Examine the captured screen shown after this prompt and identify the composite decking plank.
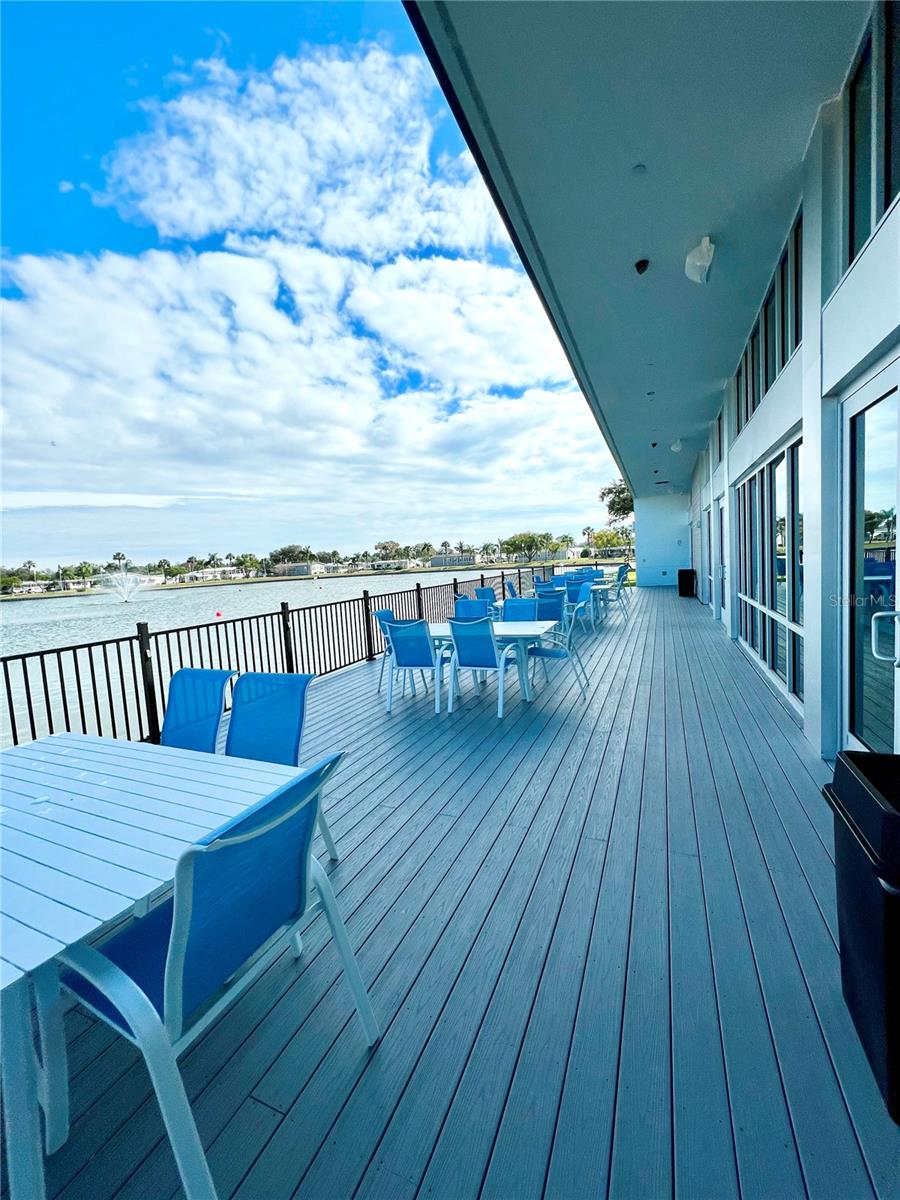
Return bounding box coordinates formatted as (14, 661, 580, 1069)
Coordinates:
(607, 595, 673, 1200)
(684, 608, 900, 1199)
(662, 595, 740, 1200)
(679, 602, 875, 1199)
(668, 597, 807, 1200)
(543, 603, 660, 1199)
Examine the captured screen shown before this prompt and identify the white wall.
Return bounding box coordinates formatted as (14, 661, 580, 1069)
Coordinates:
(634, 494, 691, 587)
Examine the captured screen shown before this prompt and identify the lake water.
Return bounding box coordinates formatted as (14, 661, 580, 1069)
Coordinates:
(0, 570, 489, 658)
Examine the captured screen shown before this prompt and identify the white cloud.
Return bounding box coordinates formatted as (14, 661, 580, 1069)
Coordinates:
(58, 180, 74, 194)
(99, 46, 507, 260)
(1, 43, 614, 563)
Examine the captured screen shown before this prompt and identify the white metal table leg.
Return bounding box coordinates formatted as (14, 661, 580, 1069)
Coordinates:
(517, 642, 533, 701)
(1, 977, 47, 1200)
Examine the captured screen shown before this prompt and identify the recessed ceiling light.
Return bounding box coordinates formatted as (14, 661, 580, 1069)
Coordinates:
(634, 259, 650, 275)
(646, 390, 656, 396)
(631, 163, 647, 176)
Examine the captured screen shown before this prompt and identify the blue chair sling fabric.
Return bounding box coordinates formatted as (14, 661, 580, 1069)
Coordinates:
(160, 668, 235, 753)
(504, 580, 517, 598)
(224, 672, 314, 767)
(502, 597, 537, 620)
(382, 619, 450, 714)
(454, 597, 490, 619)
(536, 594, 565, 623)
(223, 671, 338, 861)
(475, 587, 497, 605)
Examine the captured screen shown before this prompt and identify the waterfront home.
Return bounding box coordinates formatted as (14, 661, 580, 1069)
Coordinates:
(273, 561, 327, 576)
(429, 551, 481, 567)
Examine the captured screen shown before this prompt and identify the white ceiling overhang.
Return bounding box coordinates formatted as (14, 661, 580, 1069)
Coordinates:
(406, 0, 870, 495)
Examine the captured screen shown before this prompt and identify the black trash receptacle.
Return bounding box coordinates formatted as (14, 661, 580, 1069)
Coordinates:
(823, 752, 900, 1124)
(677, 568, 696, 597)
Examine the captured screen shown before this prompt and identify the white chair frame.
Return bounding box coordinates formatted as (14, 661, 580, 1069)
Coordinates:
(37, 784, 378, 1200)
(446, 625, 519, 718)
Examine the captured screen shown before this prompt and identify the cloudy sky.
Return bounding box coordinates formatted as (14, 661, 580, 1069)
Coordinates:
(2, 1, 616, 567)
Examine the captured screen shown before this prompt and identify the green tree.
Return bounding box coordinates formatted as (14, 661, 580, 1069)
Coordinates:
(112, 551, 128, 571)
(1, 574, 22, 593)
(374, 540, 402, 558)
(599, 478, 634, 523)
(440, 540, 451, 555)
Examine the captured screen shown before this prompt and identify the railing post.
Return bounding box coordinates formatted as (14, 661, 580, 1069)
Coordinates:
(136, 622, 161, 744)
(517, 567, 522, 591)
(362, 590, 376, 661)
(453, 577, 459, 596)
(415, 582, 424, 618)
(480, 572, 485, 587)
(279, 602, 296, 673)
(500, 569, 506, 596)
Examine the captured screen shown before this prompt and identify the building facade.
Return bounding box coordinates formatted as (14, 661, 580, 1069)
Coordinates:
(410, 0, 898, 760)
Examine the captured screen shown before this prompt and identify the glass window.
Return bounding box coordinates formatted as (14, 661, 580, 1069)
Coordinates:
(792, 442, 804, 624)
(849, 38, 873, 262)
(763, 287, 777, 392)
(773, 621, 787, 682)
(749, 326, 760, 412)
(749, 475, 760, 600)
(849, 390, 897, 752)
(778, 252, 789, 370)
(773, 454, 788, 616)
(716, 412, 723, 463)
(888, 0, 900, 211)
(791, 634, 804, 700)
(792, 216, 802, 353)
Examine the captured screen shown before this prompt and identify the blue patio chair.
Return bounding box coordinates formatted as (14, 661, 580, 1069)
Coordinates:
(373, 607, 395, 693)
(565, 580, 596, 632)
(54, 754, 378, 1200)
(475, 586, 497, 605)
(159, 668, 236, 753)
(383, 619, 451, 714)
(454, 596, 490, 619)
(502, 596, 538, 620)
(529, 619, 590, 694)
(224, 672, 338, 862)
(447, 617, 519, 718)
(504, 580, 517, 599)
(536, 593, 565, 624)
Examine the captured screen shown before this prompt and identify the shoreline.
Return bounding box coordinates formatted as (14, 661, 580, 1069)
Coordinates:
(0, 558, 625, 602)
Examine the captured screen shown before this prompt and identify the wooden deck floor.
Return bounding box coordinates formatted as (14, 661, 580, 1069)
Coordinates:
(40, 588, 900, 1200)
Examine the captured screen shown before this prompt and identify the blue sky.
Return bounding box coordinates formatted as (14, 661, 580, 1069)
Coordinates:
(2, 1, 614, 566)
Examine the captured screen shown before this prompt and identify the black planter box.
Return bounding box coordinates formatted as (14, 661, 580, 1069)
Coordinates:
(823, 751, 900, 1124)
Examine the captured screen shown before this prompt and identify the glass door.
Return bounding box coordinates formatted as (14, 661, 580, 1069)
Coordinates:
(705, 508, 713, 605)
(845, 372, 899, 753)
(717, 499, 726, 617)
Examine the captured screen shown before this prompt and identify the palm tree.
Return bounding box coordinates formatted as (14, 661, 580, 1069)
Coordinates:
(22, 559, 37, 581)
(440, 540, 451, 555)
(112, 551, 127, 572)
(157, 558, 171, 583)
(581, 526, 595, 546)
(206, 553, 223, 568)
(225, 553, 235, 568)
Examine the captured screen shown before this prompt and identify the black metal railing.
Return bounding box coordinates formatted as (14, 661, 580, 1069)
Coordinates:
(0, 563, 607, 748)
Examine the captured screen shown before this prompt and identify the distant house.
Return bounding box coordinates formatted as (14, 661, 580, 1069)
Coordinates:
(429, 553, 480, 568)
(273, 562, 326, 577)
(185, 566, 243, 582)
(371, 559, 418, 571)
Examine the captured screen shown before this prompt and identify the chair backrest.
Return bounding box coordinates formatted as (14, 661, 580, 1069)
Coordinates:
(448, 617, 500, 669)
(535, 581, 564, 595)
(383, 620, 435, 669)
(224, 672, 314, 766)
(503, 597, 537, 620)
(160, 668, 236, 753)
(504, 580, 517, 598)
(475, 586, 497, 604)
(536, 593, 565, 623)
(565, 580, 585, 602)
(578, 581, 593, 604)
(454, 597, 490, 619)
(617, 563, 631, 583)
(166, 752, 343, 1039)
(373, 608, 395, 644)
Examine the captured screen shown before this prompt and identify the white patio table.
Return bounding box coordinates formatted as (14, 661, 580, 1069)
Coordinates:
(0, 732, 302, 1200)
(427, 620, 557, 702)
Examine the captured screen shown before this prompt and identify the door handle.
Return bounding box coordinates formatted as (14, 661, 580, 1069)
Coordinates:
(871, 611, 900, 667)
